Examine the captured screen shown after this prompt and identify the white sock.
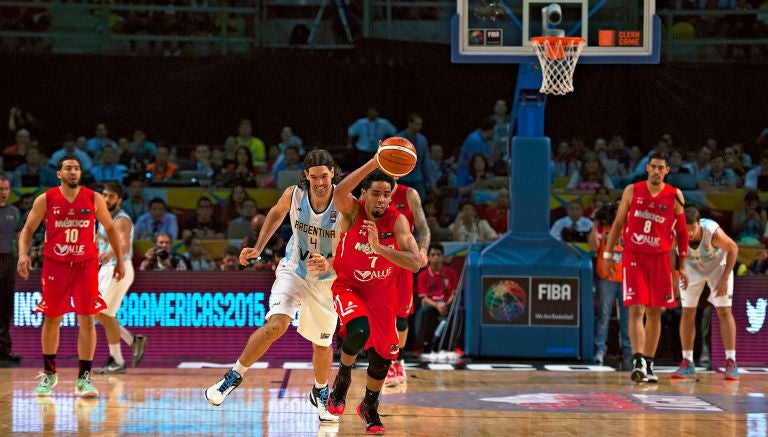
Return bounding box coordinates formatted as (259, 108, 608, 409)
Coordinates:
(725, 350, 736, 361)
(120, 326, 134, 346)
(109, 343, 125, 365)
(314, 379, 327, 389)
(233, 360, 250, 375)
(682, 350, 694, 362)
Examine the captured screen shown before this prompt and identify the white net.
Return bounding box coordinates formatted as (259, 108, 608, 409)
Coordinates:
(530, 37, 586, 95)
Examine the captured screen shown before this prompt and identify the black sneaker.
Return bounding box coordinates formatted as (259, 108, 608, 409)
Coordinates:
(204, 369, 243, 406)
(631, 355, 647, 383)
(93, 356, 126, 374)
(356, 401, 385, 434)
(131, 335, 148, 368)
(326, 373, 351, 415)
(643, 358, 658, 383)
(0, 350, 21, 362)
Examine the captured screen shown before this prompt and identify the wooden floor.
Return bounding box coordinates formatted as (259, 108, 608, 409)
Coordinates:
(0, 366, 766, 436)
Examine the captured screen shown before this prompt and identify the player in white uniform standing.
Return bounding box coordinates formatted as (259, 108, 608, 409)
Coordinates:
(671, 206, 740, 380)
(93, 182, 148, 373)
(205, 150, 342, 423)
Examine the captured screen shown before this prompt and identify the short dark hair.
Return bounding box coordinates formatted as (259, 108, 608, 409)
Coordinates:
(648, 152, 669, 165)
(197, 197, 212, 207)
(57, 154, 82, 170)
(428, 242, 444, 255)
(361, 169, 395, 191)
(149, 197, 166, 208)
(102, 181, 124, 198)
(0, 172, 8, 183)
(684, 206, 700, 225)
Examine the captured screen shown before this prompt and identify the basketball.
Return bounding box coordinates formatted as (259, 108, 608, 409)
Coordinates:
(376, 136, 417, 177)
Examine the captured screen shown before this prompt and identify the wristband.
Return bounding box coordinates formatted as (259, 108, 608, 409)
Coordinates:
(602, 251, 613, 260)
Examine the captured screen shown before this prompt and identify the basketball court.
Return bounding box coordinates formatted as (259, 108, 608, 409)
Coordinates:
(2, 364, 767, 435)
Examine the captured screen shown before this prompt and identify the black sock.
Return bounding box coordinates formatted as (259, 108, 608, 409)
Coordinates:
(633, 353, 644, 361)
(78, 360, 92, 378)
(338, 362, 353, 380)
(43, 354, 56, 374)
(363, 388, 380, 405)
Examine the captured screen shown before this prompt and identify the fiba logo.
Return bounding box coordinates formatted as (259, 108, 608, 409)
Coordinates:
(484, 280, 526, 322)
(538, 283, 571, 300)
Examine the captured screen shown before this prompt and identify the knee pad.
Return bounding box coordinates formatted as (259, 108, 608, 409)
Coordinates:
(396, 317, 408, 332)
(341, 317, 370, 356)
(367, 350, 391, 381)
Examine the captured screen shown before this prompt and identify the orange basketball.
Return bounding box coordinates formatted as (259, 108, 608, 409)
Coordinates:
(376, 136, 417, 177)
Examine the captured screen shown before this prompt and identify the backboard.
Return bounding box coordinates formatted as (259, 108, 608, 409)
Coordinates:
(452, 0, 660, 64)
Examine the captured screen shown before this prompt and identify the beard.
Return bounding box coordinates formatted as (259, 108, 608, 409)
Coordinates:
(108, 204, 118, 213)
(66, 181, 79, 189)
(371, 208, 385, 219)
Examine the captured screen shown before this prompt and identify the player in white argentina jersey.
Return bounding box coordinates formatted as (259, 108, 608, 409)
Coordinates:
(93, 182, 148, 374)
(205, 150, 342, 423)
(672, 207, 740, 381)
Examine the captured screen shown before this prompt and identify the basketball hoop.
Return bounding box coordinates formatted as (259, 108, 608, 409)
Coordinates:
(530, 36, 586, 95)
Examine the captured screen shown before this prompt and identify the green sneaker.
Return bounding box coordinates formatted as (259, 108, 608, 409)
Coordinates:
(74, 371, 99, 398)
(35, 372, 58, 396)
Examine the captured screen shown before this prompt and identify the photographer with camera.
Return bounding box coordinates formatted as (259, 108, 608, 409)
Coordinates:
(550, 200, 593, 242)
(589, 201, 631, 368)
(138, 232, 189, 271)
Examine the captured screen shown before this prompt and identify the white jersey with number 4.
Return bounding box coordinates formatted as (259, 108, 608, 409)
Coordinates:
(282, 186, 341, 280)
(686, 218, 726, 273)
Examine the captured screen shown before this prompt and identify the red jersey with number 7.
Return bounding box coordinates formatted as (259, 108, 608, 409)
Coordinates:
(623, 181, 679, 254)
(42, 186, 98, 262)
(333, 200, 401, 289)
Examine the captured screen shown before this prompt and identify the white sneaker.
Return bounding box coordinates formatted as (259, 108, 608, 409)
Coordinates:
(205, 370, 242, 406)
(309, 385, 339, 422)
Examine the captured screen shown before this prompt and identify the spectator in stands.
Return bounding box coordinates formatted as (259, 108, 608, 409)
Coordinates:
(181, 197, 225, 240)
(127, 129, 157, 165)
(414, 243, 459, 354)
(732, 142, 752, 168)
(208, 147, 230, 187)
(121, 178, 148, 221)
(698, 150, 739, 190)
(182, 236, 216, 271)
(49, 134, 93, 172)
(275, 126, 305, 167)
(744, 150, 768, 190)
(139, 232, 188, 271)
(273, 146, 304, 189)
(456, 117, 495, 184)
(567, 151, 614, 191)
(550, 200, 593, 242)
(11, 146, 57, 187)
(225, 146, 258, 187)
(683, 145, 712, 181)
(227, 198, 258, 226)
(225, 184, 254, 221)
(347, 107, 397, 168)
(134, 198, 179, 240)
(551, 140, 581, 179)
(584, 186, 612, 220)
(220, 245, 241, 271)
(724, 144, 747, 182)
(240, 214, 285, 270)
(456, 153, 503, 197)
(3, 128, 33, 156)
(731, 190, 767, 244)
(7, 107, 41, 138)
(424, 200, 452, 242)
(749, 248, 768, 274)
(426, 143, 454, 189)
(90, 146, 128, 184)
(449, 201, 499, 243)
(228, 119, 266, 167)
(396, 113, 433, 200)
(667, 149, 690, 175)
(192, 144, 215, 178)
(478, 189, 509, 234)
(86, 122, 117, 157)
(146, 145, 178, 181)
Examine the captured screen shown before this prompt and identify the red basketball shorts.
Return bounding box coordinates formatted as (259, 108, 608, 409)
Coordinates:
(622, 250, 675, 308)
(332, 281, 400, 360)
(395, 267, 414, 318)
(36, 257, 105, 317)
